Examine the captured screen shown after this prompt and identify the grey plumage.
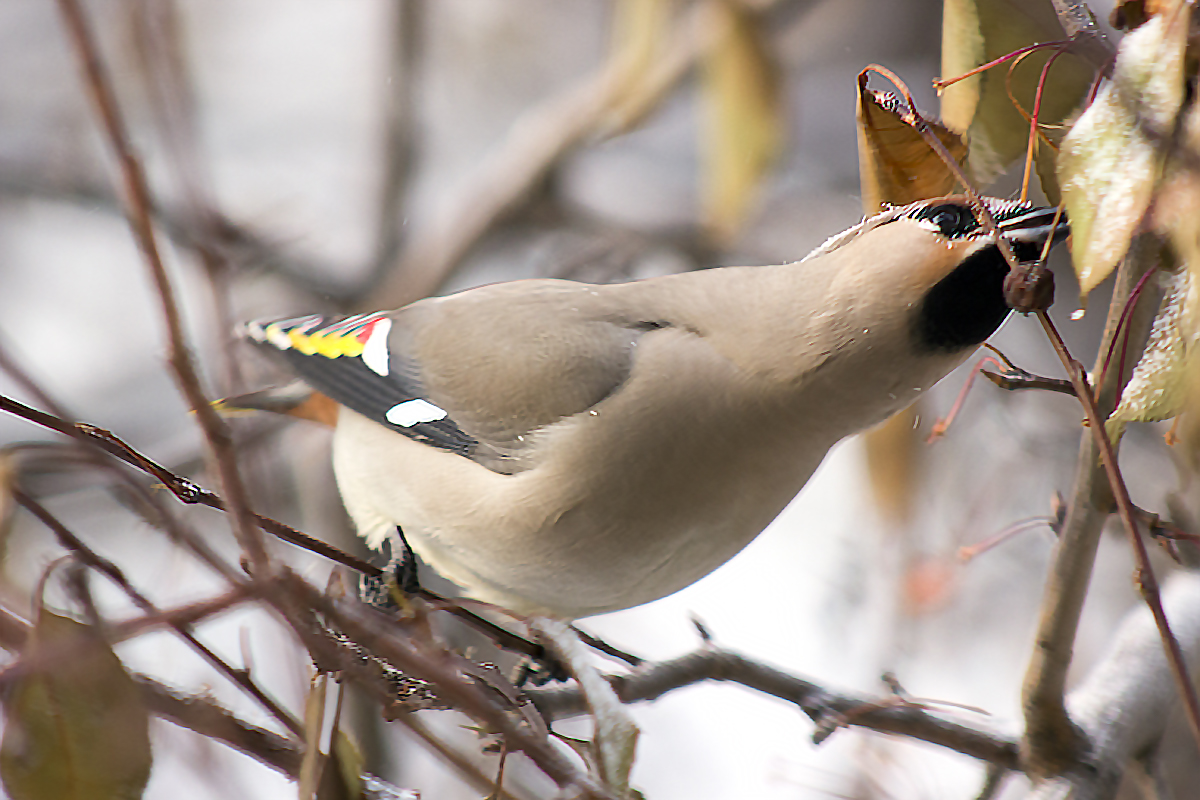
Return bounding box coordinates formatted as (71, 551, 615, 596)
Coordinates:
(245, 196, 1067, 618)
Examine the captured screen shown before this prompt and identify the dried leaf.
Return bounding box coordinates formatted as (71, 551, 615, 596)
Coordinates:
(0, 451, 16, 558)
(940, 0, 1093, 183)
(863, 407, 921, 525)
(1058, 2, 1191, 299)
(1, 611, 151, 800)
(299, 674, 362, 800)
(700, 0, 783, 242)
(856, 80, 967, 212)
(606, 0, 674, 126)
(1180, 361, 1200, 471)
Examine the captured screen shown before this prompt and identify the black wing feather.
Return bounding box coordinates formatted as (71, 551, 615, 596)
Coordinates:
(245, 314, 477, 457)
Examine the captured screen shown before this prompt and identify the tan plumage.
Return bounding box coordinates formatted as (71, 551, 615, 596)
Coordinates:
(244, 196, 1067, 618)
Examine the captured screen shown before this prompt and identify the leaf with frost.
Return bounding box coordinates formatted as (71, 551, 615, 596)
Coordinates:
(1058, 2, 1191, 299)
(1107, 266, 1199, 439)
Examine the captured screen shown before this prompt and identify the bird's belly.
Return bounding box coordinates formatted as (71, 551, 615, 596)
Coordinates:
(405, 433, 829, 618)
(334, 390, 838, 618)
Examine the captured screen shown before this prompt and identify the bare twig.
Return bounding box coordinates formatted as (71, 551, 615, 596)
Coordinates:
(974, 764, 1010, 800)
(108, 590, 251, 642)
(54, 0, 265, 569)
(370, 0, 424, 279)
(0, 393, 549, 660)
(980, 366, 1077, 396)
(127, 0, 244, 393)
(14, 488, 304, 737)
(532, 618, 639, 795)
(0, 392, 374, 573)
(273, 571, 618, 799)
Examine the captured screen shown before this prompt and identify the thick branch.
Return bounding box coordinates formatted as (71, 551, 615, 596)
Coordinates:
(1050, 0, 1117, 75)
(1026, 573, 1200, 800)
(529, 647, 1019, 769)
(1020, 237, 1161, 775)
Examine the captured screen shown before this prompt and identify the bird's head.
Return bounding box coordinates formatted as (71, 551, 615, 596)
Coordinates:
(803, 195, 1069, 354)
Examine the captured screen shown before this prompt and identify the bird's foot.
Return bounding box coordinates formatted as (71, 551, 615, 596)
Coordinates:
(360, 527, 421, 611)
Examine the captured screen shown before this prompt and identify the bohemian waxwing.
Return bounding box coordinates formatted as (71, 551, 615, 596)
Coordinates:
(244, 195, 1067, 619)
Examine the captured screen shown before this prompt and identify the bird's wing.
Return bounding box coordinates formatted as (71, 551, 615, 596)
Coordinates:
(245, 311, 480, 457)
(244, 280, 662, 472)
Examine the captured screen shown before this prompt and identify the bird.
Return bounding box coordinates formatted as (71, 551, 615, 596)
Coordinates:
(240, 195, 1067, 619)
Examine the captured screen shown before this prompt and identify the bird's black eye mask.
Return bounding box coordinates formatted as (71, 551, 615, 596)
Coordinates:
(906, 198, 1041, 241)
(911, 202, 980, 238)
(908, 199, 1049, 352)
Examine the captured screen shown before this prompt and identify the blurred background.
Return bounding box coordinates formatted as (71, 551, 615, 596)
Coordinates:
(0, 1, 1186, 798)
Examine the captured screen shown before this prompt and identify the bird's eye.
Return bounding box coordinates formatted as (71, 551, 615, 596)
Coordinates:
(918, 203, 978, 237)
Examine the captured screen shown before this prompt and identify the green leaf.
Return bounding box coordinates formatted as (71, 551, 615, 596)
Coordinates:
(1, 611, 151, 800)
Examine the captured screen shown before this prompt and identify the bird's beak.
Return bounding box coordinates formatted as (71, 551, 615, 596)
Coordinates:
(996, 206, 1070, 256)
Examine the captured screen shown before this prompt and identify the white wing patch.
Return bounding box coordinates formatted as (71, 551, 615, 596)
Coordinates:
(385, 398, 448, 427)
(361, 317, 392, 376)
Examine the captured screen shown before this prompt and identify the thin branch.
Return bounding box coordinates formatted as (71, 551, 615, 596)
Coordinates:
(528, 648, 1020, 769)
(370, 0, 424, 278)
(272, 570, 618, 800)
(0, 392, 375, 574)
(138, 676, 303, 777)
(109, 590, 251, 642)
(141, 675, 423, 800)
(54, 0, 265, 569)
(127, 0, 244, 393)
(365, 0, 818, 310)
(0, 394, 549, 660)
(13, 488, 304, 737)
(974, 764, 1010, 800)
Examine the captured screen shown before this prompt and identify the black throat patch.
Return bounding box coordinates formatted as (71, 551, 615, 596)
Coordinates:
(913, 246, 1012, 352)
